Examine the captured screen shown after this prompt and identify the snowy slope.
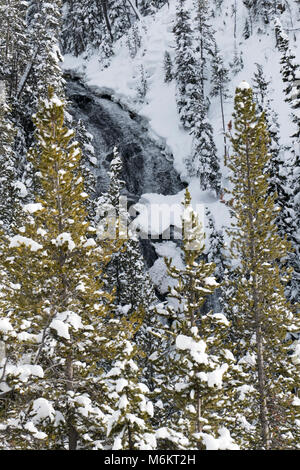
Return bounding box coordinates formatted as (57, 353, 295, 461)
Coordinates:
(62, 0, 300, 243)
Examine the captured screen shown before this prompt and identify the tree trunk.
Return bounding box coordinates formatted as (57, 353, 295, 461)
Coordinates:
(219, 88, 227, 165)
(245, 132, 270, 450)
(255, 318, 270, 449)
(100, 0, 114, 42)
(66, 355, 78, 450)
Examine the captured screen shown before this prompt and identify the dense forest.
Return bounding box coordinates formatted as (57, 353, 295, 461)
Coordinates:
(0, 0, 299, 450)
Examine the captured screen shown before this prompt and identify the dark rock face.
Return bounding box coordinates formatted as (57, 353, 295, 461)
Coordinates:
(66, 79, 185, 199)
(66, 79, 185, 269)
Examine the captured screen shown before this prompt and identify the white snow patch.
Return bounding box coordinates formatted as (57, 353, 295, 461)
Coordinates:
(9, 235, 43, 252)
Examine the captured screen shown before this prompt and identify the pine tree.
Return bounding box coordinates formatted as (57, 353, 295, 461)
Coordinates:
(230, 45, 244, 75)
(136, 65, 148, 102)
(62, 0, 105, 56)
(186, 98, 221, 195)
(225, 82, 300, 450)
(243, 17, 251, 39)
(126, 22, 142, 59)
(163, 51, 173, 83)
(109, 0, 132, 41)
(193, 0, 216, 97)
(243, 0, 277, 25)
(74, 119, 98, 220)
(0, 0, 28, 98)
(0, 85, 20, 231)
(0, 90, 117, 450)
(158, 189, 237, 449)
(206, 208, 226, 281)
(275, 18, 300, 139)
(20, 0, 64, 116)
(99, 29, 114, 69)
(210, 44, 230, 163)
(251, 63, 293, 242)
(173, 0, 200, 129)
(97, 152, 156, 314)
(105, 328, 156, 450)
(275, 19, 300, 304)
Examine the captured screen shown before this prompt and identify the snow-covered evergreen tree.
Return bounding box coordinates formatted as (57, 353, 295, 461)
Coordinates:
(0, 86, 21, 231)
(225, 82, 300, 450)
(275, 19, 300, 303)
(62, 0, 104, 56)
(275, 18, 300, 139)
(109, 0, 132, 41)
(251, 63, 293, 241)
(186, 98, 221, 195)
(163, 51, 173, 83)
(74, 119, 98, 220)
(157, 189, 238, 450)
(105, 329, 156, 450)
(96, 150, 157, 314)
(193, 0, 215, 97)
(20, 0, 64, 116)
(0, 0, 28, 98)
(210, 44, 230, 163)
(0, 90, 116, 450)
(173, 0, 200, 129)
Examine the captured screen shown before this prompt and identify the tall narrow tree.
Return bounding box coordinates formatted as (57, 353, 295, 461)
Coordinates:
(225, 82, 300, 450)
(0, 90, 116, 450)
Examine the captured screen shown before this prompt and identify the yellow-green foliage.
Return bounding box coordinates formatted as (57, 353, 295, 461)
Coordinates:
(225, 83, 300, 450)
(0, 89, 116, 449)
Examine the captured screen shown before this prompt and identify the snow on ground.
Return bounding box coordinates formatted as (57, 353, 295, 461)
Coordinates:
(62, 0, 300, 244)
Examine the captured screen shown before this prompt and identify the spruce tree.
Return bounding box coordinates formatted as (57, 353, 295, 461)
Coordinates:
(173, 0, 200, 129)
(275, 19, 300, 303)
(105, 328, 156, 450)
(97, 151, 157, 314)
(0, 0, 28, 98)
(158, 189, 237, 449)
(163, 51, 173, 83)
(0, 90, 116, 450)
(0, 86, 20, 231)
(275, 18, 300, 139)
(62, 0, 105, 56)
(210, 44, 230, 163)
(75, 119, 98, 220)
(251, 63, 293, 242)
(193, 0, 215, 96)
(225, 82, 300, 450)
(21, 0, 64, 116)
(186, 99, 221, 195)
